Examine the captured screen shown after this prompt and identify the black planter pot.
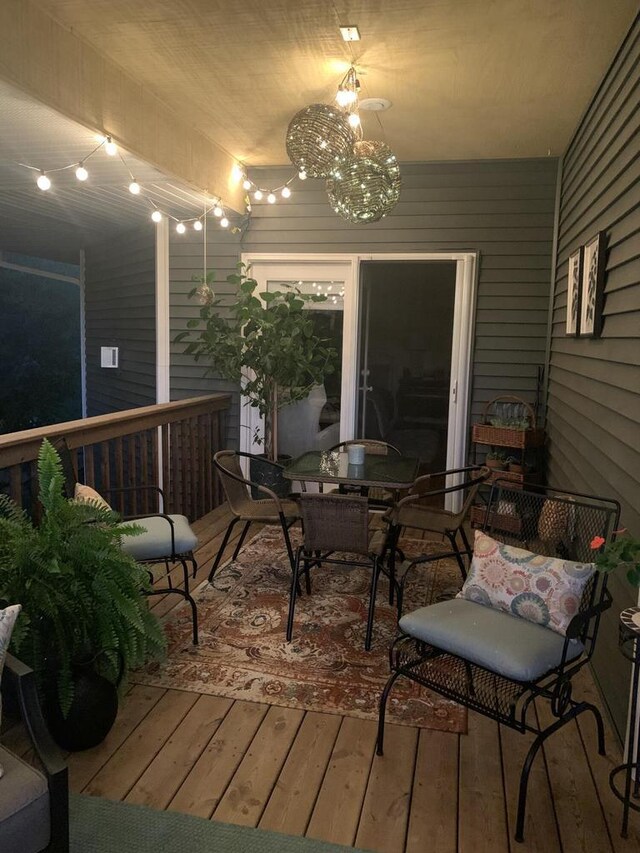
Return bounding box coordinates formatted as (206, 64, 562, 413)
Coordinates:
(46, 653, 123, 751)
(249, 454, 292, 500)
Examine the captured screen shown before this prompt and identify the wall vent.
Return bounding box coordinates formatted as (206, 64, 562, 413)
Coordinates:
(100, 346, 119, 368)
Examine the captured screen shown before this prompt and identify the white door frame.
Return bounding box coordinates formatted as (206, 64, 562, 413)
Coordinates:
(241, 252, 478, 509)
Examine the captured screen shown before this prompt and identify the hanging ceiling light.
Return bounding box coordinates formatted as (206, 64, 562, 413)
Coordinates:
(286, 103, 355, 178)
(326, 140, 401, 223)
(335, 66, 359, 108)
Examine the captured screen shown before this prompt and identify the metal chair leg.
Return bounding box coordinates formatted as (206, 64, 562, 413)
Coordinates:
(365, 557, 381, 651)
(286, 547, 303, 642)
(446, 531, 467, 581)
(232, 520, 251, 560)
(280, 513, 303, 596)
(181, 559, 199, 645)
(376, 668, 403, 755)
(208, 516, 239, 582)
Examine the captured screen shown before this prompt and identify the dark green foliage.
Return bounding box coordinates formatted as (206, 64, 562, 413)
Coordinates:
(0, 440, 166, 715)
(593, 533, 640, 588)
(176, 264, 337, 460)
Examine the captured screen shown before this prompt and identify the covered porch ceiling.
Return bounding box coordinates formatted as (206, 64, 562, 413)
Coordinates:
(0, 1, 637, 262)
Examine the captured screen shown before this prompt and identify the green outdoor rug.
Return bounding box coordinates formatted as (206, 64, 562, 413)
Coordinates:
(70, 794, 370, 853)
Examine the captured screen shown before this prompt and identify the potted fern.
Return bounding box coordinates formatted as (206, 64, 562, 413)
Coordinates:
(0, 439, 166, 749)
(176, 264, 337, 463)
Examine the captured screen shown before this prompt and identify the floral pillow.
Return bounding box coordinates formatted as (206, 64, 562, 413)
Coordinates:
(0, 604, 22, 780)
(457, 530, 595, 636)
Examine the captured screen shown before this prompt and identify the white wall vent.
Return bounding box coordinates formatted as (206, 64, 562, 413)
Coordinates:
(100, 346, 119, 368)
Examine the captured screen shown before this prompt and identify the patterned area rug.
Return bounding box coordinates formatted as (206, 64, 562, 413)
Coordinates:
(133, 528, 467, 733)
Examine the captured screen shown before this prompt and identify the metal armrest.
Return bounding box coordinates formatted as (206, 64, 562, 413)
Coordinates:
(396, 464, 490, 511)
(3, 654, 69, 851)
(564, 586, 613, 640)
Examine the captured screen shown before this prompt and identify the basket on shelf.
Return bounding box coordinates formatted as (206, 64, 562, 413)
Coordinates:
(472, 395, 544, 449)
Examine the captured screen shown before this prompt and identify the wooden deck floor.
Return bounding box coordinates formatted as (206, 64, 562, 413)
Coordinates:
(4, 505, 639, 852)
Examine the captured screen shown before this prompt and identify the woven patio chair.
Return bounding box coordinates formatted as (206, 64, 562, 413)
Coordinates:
(376, 482, 620, 843)
(209, 450, 301, 582)
(286, 492, 386, 651)
(326, 439, 403, 508)
(382, 464, 490, 612)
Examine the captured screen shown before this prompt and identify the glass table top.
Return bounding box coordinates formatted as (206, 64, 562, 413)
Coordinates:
(283, 451, 419, 489)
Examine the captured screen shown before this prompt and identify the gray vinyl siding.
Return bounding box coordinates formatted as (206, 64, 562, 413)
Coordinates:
(243, 159, 558, 425)
(170, 227, 243, 445)
(547, 15, 640, 740)
(84, 227, 156, 415)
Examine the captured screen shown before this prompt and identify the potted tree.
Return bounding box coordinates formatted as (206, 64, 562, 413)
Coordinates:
(0, 439, 166, 749)
(176, 264, 338, 464)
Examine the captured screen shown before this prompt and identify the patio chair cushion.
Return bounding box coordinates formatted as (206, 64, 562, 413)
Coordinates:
(456, 530, 595, 636)
(74, 482, 112, 511)
(120, 515, 198, 561)
(400, 599, 584, 681)
(0, 746, 50, 853)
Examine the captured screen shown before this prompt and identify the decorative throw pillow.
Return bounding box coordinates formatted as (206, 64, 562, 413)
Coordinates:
(0, 604, 22, 780)
(74, 482, 112, 511)
(457, 530, 595, 636)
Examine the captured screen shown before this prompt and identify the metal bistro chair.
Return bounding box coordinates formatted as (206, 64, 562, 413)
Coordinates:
(382, 464, 490, 612)
(209, 450, 301, 582)
(287, 492, 386, 651)
(376, 482, 620, 843)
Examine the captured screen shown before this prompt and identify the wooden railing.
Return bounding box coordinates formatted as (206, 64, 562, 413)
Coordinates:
(0, 395, 231, 522)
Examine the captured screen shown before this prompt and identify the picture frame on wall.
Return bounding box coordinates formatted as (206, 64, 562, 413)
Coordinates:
(566, 247, 582, 336)
(580, 232, 606, 338)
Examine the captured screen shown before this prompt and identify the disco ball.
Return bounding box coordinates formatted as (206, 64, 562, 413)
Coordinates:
(326, 140, 401, 224)
(286, 103, 356, 178)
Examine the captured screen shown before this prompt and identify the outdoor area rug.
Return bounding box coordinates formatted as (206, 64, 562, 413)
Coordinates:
(132, 527, 467, 733)
(70, 794, 371, 852)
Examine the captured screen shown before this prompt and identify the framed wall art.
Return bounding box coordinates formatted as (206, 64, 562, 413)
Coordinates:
(566, 247, 582, 336)
(580, 231, 606, 338)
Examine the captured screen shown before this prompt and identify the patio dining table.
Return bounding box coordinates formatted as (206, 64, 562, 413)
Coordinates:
(282, 450, 420, 491)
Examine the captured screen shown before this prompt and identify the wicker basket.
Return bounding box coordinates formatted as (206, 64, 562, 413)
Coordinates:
(470, 505, 522, 534)
(472, 396, 544, 449)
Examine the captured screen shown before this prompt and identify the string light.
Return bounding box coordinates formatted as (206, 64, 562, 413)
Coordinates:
(128, 179, 141, 195)
(220, 217, 229, 228)
(104, 136, 118, 156)
(298, 170, 307, 180)
(75, 163, 88, 181)
(36, 172, 51, 191)
(176, 222, 186, 234)
(281, 186, 291, 198)
(213, 204, 223, 217)
(254, 190, 263, 201)
(193, 220, 203, 231)
(267, 193, 276, 204)
(242, 179, 252, 190)
(151, 210, 163, 223)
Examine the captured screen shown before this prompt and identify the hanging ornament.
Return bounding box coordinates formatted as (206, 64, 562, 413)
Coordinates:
(286, 103, 356, 178)
(326, 140, 401, 223)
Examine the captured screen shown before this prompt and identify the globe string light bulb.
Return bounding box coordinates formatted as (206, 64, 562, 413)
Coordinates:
(267, 193, 276, 204)
(348, 113, 361, 129)
(298, 170, 307, 180)
(151, 210, 162, 223)
(75, 163, 88, 181)
(254, 189, 263, 201)
(281, 186, 291, 198)
(193, 220, 203, 231)
(336, 87, 357, 108)
(220, 217, 229, 228)
(176, 222, 186, 234)
(104, 136, 117, 156)
(36, 172, 51, 191)
(128, 179, 141, 195)
(242, 179, 252, 190)
(213, 205, 223, 217)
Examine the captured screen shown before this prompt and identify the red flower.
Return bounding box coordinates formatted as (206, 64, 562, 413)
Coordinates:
(590, 535, 606, 550)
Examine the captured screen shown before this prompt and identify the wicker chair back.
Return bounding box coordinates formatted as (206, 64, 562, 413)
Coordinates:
(214, 450, 251, 514)
(298, 492, 371, 555)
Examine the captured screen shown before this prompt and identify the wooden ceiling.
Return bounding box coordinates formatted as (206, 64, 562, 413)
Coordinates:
(32, 0, 638, 164)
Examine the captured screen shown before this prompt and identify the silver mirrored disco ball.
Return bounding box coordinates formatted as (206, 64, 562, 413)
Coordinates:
(286, 103, 356, 178)
(326, 140, 401, 223)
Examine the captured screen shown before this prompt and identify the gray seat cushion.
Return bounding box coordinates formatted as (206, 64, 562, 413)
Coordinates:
(121, 514, 198, 561)
(399, 599, 584, 682)
(0, 746, 50, 853)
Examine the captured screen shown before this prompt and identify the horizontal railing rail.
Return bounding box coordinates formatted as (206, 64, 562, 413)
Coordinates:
(0, 394, 231, 522)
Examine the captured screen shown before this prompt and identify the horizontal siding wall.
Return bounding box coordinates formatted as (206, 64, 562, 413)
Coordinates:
(170, 227, 242, 446)
(85, 227, 156, 415)
(243, 159, 558, 425)
(547, 15, 640, 739)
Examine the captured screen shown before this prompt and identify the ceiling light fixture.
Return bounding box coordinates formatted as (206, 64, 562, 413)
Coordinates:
(339, 25, 360, 42)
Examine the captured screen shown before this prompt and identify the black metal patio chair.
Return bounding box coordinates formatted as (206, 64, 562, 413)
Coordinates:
(376, 481, 620, 843)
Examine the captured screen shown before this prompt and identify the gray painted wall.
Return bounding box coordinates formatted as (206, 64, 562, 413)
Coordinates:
(243, 159, 558, 428)
(85, 227, 156, 415)
(546, 16, 640, 739)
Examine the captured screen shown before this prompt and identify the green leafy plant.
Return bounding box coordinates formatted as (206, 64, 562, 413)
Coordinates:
(591, 530, 640, 587)
(0, 439, 166, 715)
(175, 264, 338, 460)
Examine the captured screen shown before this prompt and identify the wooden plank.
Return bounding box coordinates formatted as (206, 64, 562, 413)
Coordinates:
(83, 689, 198, 800)
(356, 723, 419, 853)
(573, 669, 640, 850)
(500, 723, 562, 850)
(306, 717, 377, 847)
(458, 713, 509, 853)
(125, 694, 233, 809)
(259, 711, 342, 836)
(213, 705, 305, 827)
(405, 730, 459, 853)
(168, 699, 269, 818)
(537, 697, 614, 853)
(67, 684, 166, 792)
